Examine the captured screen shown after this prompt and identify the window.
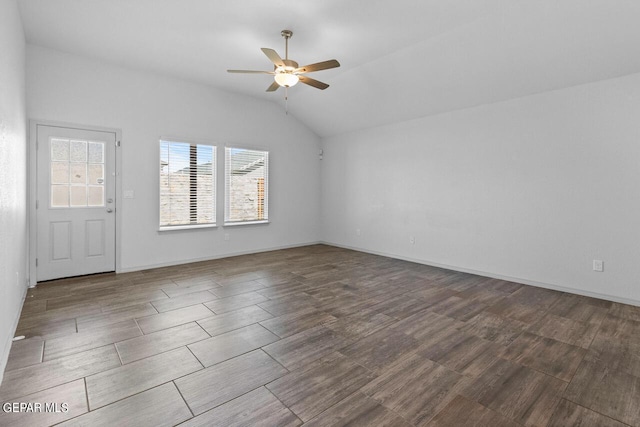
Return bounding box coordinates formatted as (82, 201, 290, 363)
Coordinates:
(50, 138, 105, 208)
(159, 140, 215, 229)
(225, 147, 269, 224)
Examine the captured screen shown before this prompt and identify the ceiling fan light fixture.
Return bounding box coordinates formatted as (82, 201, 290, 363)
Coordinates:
(274, 73, 299, 87)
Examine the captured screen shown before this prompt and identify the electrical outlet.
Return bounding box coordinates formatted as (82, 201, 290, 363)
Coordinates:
(224, 233, 230, 241)
(593, 260, 604, 272)
(356, 229, 361, 236)
(409, 236, 415, 245)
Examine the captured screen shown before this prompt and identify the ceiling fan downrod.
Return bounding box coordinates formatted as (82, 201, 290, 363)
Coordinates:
(281, 30, 293, 60)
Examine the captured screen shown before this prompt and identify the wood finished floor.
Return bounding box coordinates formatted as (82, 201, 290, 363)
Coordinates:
(1, 245, 639, 426)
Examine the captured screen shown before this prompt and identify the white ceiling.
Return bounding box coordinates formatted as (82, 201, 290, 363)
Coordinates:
(17, 0, 640, 137)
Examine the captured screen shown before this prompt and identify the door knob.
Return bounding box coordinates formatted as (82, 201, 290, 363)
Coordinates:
(106, 208, 113, 213)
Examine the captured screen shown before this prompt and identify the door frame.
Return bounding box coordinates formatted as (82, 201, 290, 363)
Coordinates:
(28, 119, 123, 287)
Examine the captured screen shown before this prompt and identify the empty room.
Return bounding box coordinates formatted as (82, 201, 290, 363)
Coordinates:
(2, 0, 640, 426)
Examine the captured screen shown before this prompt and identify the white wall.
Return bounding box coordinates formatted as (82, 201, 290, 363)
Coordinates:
(321, 73, 640, 304)
(21, 32, 640, 308)
(0, 0, 27, 382)
(27, 45, 321, 272)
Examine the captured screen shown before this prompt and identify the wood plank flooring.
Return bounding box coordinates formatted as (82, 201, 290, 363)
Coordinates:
(1, 244, 640, 426)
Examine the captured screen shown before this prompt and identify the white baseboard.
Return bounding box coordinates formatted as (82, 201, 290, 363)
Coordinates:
(30, 239, 639, 309)
(0, 285, 28, 385)
(320, 241, 640, 308)
(117, 241, 323, 274)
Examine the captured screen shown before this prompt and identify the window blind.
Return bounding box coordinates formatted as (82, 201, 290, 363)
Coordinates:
(160, 140, 215, 228)
(224, 147, 269, 224)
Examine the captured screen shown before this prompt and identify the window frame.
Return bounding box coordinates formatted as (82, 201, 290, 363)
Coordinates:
(158, 138, 217, 231)
(224, 145, 270, 226)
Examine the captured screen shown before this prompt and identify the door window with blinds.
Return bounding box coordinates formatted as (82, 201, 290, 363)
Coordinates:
(225, 147, 269, 225)
(159, 140, 215, 229)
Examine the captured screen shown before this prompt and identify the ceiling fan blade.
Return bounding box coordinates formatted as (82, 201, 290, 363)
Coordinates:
(261, 48, 284, 67)
(295, 59, 340, 74)
(298, 75, 329, 90)
(227, 69, 275, 74)
(266, 81, 280, 92)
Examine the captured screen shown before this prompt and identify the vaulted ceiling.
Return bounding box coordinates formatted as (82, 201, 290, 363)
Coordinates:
(17, 0, 640, 137)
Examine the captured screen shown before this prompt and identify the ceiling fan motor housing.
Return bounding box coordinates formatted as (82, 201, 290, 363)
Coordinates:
(279, 59, 299, 72)
(274, 58, 300, 87)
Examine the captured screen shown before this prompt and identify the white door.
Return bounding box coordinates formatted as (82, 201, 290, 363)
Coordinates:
(36, 125, 116, 281)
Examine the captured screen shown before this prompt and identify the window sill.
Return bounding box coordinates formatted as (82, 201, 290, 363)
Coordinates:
(159, 223, 217, 232)
(223, 220, 270, 227)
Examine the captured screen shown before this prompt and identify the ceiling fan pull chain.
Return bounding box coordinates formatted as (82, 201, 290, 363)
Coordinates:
(285, 87, 289, 115)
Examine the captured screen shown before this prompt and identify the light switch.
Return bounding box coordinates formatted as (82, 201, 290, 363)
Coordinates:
(124, 190, 135, 199)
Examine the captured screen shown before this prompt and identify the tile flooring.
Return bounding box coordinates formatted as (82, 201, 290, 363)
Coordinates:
(1, 245, 639, 426)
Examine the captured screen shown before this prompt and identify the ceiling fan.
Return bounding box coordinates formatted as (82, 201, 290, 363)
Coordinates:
(227, 30, 340, 92)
